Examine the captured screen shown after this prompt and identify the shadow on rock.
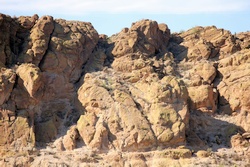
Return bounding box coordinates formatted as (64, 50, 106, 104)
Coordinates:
(186, 110, 244, 152)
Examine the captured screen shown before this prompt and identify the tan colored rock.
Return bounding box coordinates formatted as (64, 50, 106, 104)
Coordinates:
(236, 32, 250, 49)
(41, 19, 99, 83)
(230, 133, 249, 148)
(2, 13, 250, 166)
(233, 111, 250, 132)
(18, 15, 38, 29)
(23, 18, 98, 145)
(111, 19, 170, 57)
(54, 137, 64, 151)
(18, 16, 54, 65)
(62, 125, 79, 150)
(16, 63, 43, 98)
(126, 154, 147, 167)
(197, 150, 209, 158)
(89, 121, 109, 150)
(0, 109, 35, 151)
(105, 152, 124, 167)
(77, 112, 98, 145)
(11, 85, 36, 110)
(192, 62, 217, 84)
(34, 100, 75, 143)
(217, 49, 250, 130)
(0, 68, 16, 105)
(84, 47, 107, 73)
(188, 85, 217, 112)
(112, 53, 152, 72)
(0, 15, 99, 147)
(77, 77, 156, 151)
(77, 69, 188, 151)
(169, 26, 240, 61)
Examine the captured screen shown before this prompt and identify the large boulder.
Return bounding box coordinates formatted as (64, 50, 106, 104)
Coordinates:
(236, 32, 250, 49)
(62, 125, 79, 150)
(111, 19, 170, 57)
(16, 63, 44, 98)
(188, 85, 217, 113)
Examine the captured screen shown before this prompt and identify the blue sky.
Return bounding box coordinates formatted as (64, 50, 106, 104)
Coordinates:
(1, 0, 250, 36)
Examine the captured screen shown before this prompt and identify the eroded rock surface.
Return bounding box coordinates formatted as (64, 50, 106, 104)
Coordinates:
(0, 14, 99, 152)
(0, 13, 250, 166)
(77, 71, 188, 151)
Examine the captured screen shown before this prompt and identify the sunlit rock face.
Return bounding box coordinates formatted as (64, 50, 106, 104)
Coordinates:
(0, 13, 250, 166)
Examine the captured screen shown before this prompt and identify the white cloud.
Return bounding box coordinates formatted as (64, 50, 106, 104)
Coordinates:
(1, 0, 250, 16)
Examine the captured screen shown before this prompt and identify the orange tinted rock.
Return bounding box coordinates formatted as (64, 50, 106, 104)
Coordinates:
(112, 19, 170, 57)
(77, 70, 188, 151)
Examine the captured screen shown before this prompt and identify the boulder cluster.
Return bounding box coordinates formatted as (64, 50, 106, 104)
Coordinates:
(0, 13, 250, 166)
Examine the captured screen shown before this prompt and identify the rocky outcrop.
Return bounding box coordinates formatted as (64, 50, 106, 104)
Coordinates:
(217, 49, 250, 131)
(169, 26, 240, 62)
(18, 15, 54, 65)
(236, 32, 250, 49)
(217, 49, 250, 113)
(0, 13, 99, 151)
(77, 71, 188, 151)
(75, 20, 188, 151)
(168, 25, 250, 164)
(0, 13, 250, 166)
(111, 19, 170, 58)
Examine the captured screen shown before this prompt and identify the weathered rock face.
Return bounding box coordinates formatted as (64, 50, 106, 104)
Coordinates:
(16, 63, 44, 98)
(236, 32, 250, 49)
(0, 108, 35, 150)
(111, 19, 170, 58)
(0, 14, 20, 67)
(217, 49, 250, 131)
(75, 20, 188, 151)
(77, 71, 188, 151)
(168, 25, 250, 156)
(169, 26, 240, 62)
(62, 125, 79, 150)
(42, 19, 99, 82)
(188, 85, 217, 113)
(1, 13, 250, 166)
(18, 15, 54, 65)
(0, 13, 99, 151)
(218, 49, 250, 112)
(0, 68, 15, 105)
